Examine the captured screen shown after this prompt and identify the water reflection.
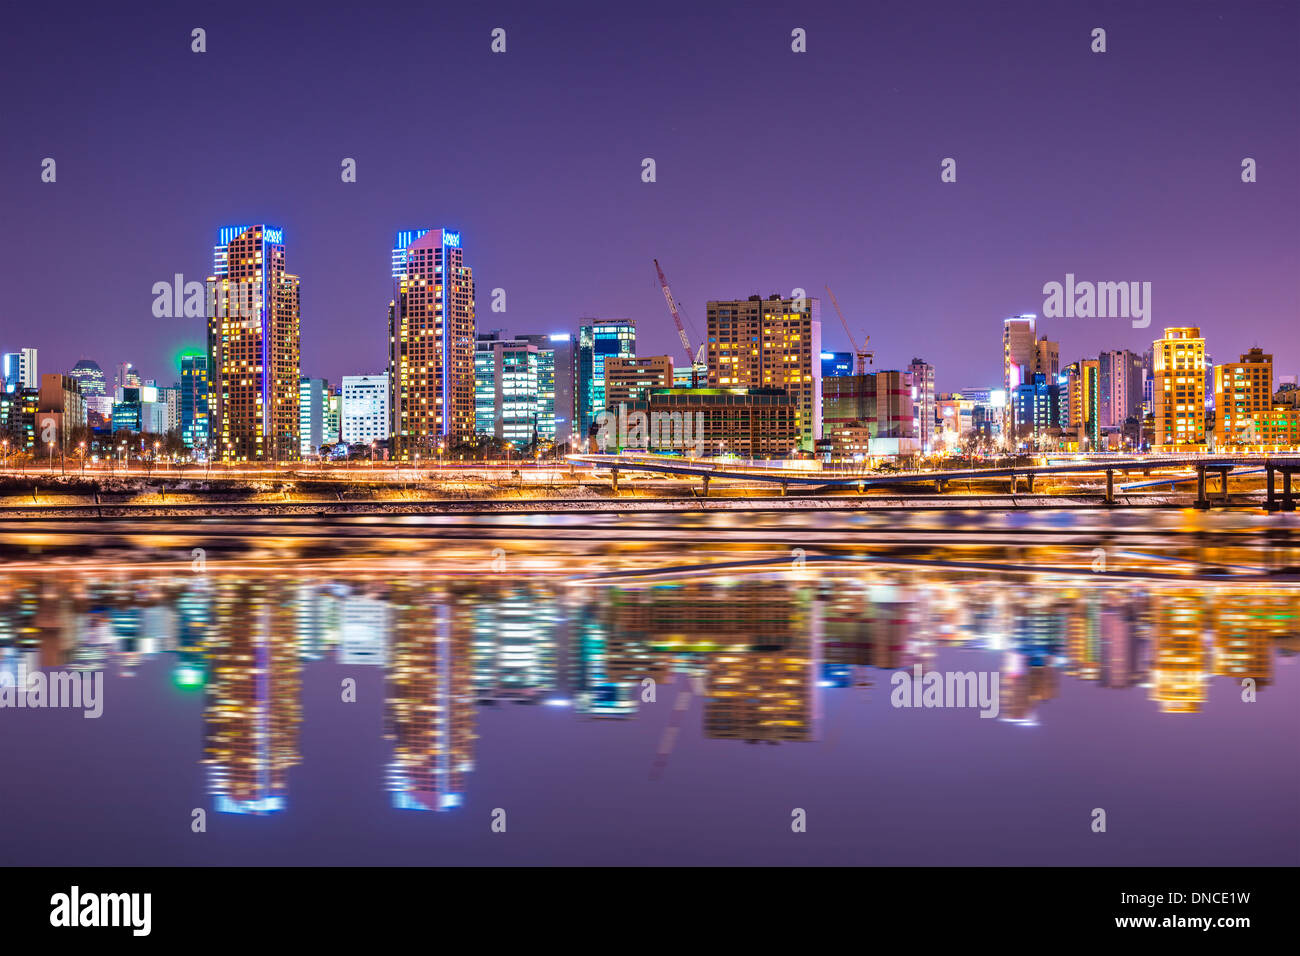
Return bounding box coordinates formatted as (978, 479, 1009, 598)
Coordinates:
(1, 572, 1295, 818)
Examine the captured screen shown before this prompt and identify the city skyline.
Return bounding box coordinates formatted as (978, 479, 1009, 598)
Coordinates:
(2, 1, 1295, 390)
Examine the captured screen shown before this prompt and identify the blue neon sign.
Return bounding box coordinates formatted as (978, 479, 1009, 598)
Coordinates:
(443, 230, 461, 248)
(263, 228, 283, 244)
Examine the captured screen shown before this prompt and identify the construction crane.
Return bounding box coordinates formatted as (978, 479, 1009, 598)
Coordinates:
(824, 284, 873, 373)
(654, 259, 705, 368)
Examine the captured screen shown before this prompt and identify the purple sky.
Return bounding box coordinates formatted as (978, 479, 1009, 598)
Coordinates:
(2, 0, 1296, 390)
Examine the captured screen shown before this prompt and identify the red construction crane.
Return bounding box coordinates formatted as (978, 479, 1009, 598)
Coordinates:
(654, 258, 703, 367)
(824, 284, 873, 374)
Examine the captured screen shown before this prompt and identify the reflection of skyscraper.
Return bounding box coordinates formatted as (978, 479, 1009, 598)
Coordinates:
(471, 586, 557, 702)
(703, 636, 817, 743)
(1213, 594, 1273, 688)
(340, 594, 389, 666)
(1099, 603, 1140, 689)
(1151, 593, 1209, 714)
(385, 594, 476, 810)
(203, 590, 302, 813)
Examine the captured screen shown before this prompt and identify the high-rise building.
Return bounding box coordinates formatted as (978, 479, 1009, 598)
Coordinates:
(1063, 360, 1100, 449)
(604, 355, 673, 407)
(1002, 315, 1037, 394)
(180, 355, 210, 450)
(1152, 327, 1207, 450)
(68, 359, 106, 398)
(388, 228, 475, 457)
(907, 358, 936, 452)
(1098, 349, 1144, 428)
(342, 374, 389, 446)
(207, 224, 301, 461)
(1215, 348, 1272, 448)
(517, 334, 572, 446)
(299, 377, 326, 455)
(474, 333, 541, 447)
(706, 295, 822, 451)
(577, 319, 636, 440)
(2, 349, 37, 393)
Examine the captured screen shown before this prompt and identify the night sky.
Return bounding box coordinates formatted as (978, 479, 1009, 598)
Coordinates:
(3, 0, 1296, 389)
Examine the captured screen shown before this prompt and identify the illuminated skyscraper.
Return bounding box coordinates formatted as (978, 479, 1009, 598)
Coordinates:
(341, 374, 388, 446)
(388, 228, 475, 457)
(68, 359, 106, 398)
(206, 224, 301, 461)
(1153, 327, 1207, 450)
(2, 348, 37, 393)
(474, 332, 541, 447)
(299, 376, 326, 455)
(1098, 349, 1143, 428)
(707, 295, 822, 450)
(1002, 315, 1036, 395)
(577, 319, 635, 439)
(1214, 348, 1272, 448)
(179, 354, 209, 450)
(908, 358, 935, 451)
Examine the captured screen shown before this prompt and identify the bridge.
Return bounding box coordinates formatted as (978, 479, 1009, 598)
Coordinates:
(566, 453, 1300, 511)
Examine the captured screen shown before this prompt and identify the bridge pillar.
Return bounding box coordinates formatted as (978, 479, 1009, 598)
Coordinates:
(1105, 469, 1114, 505)
(936, 479, 945, 493)
(1195, 464, 1208, 509)
(611, 467, 619, 492)
(1216, 466, 1231, 502)
(701, 475, 710, 497)
(1265, 466, 1276, 512)
(1284, 469, 1296, 512)
(780, 481, 788, 497)
(857, 482, 865, 495)
(1010, 474, 1017, 495)
(1027, 473, 1035, 494)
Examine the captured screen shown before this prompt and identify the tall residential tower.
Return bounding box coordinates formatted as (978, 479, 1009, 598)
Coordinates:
(206, 225, 301, 461)
(388, 228, 476, 457)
